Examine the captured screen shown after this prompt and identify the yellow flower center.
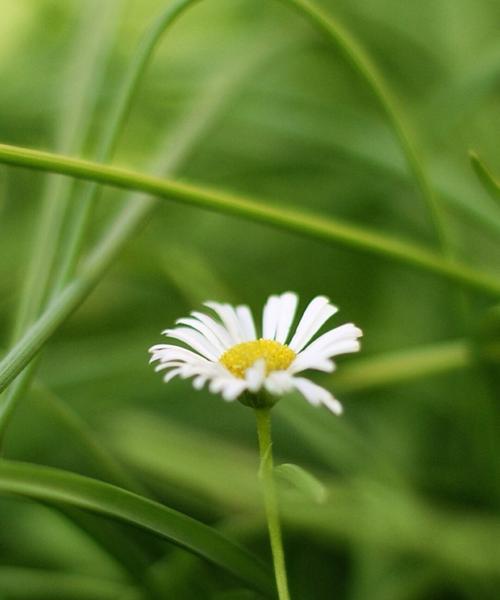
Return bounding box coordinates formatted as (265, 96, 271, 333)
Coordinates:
(219, 339, 296, 379)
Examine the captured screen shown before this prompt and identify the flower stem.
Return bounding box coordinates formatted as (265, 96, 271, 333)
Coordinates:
(254, 407, 291, 600)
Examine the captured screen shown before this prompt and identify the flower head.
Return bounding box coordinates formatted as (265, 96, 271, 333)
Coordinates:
(149, 292, 362, 414)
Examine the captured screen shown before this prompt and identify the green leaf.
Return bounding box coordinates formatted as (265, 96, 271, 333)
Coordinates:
(0, 461, 273, 597)
(274, 463, 327, 504)
(0, 566, 139, 600)
(470, 150, 500, 205)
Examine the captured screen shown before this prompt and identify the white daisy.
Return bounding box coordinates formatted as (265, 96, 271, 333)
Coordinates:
(149, 292, 362, 414)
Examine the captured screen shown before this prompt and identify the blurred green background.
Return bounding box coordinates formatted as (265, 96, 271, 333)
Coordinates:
(1, 0, 500, 598)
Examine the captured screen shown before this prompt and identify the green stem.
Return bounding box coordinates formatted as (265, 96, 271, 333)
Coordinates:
(0, 142, 499, 296)
(255, 408, 291, 600)
(280, 0, 449, 253)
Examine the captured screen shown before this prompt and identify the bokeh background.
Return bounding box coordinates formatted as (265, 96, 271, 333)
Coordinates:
(1, 0, 500, 598)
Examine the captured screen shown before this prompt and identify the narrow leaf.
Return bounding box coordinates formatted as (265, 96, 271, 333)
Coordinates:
(275, 463, 327, 504)
(470, 150, 500, 204)
(0, 461, 273, 597)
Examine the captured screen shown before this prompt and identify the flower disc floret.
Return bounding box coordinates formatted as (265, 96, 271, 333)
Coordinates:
(220, 339, 296, 378)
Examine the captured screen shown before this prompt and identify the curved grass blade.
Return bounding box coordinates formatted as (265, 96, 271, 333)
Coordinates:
(470, 151, 500, 206)
(274, 464, 327, 504)
(0, 461, 274, 597)
(0, 143, 498, 297)
(277, 0, 448, 251)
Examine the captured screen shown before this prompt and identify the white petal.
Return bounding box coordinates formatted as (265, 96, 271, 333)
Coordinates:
(299, 323, 362, 356)
(236, 305, 257, 341)
(204, 302, 244, 343)
(275, 292, 299, 344)
(163, 328, 219, 361)
(289, 355, 335, 374)
(209, 377, 228, 394)
(191, 311, 233, 348)
(221, 379, 248, 401)
(262, 295, 280, 339)
(291, 376, 343, 415)
(149, 345, 211, 366)
(193, 375, 207, 390)
(163, 368, 183, 383)
(320, 395, 344, 415)
(264, 370, 294, 396)
(245, 359, 266, 392)
(288, 296, 338, 352)
(291, 324, 362, 373)
(176, 317, 226, 355)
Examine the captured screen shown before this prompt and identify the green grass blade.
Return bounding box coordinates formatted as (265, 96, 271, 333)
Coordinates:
(325, 338, 472, 393)
(117, 0, 447, 249)
(51, 0, 204, 290)
(0, 460, 273, 597)
(469, 150, 500, 205)
(274, 464, 327, 504)
(278, 0, 448, 251)
(0, 143, 498, 296)
(0, 566, 140, 600)
(11, 0, 123, 342)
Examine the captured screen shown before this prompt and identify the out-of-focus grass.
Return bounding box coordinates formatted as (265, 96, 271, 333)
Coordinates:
(1, 0, 500, 598)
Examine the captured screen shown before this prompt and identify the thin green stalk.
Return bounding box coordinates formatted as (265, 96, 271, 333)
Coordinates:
(11, 1, 121, 342)
(470, 150, 500, 206)
(255, 408, 291, 600)
(0, 142, 499, 296)
(52, 0, 203, 290)
(279, 0, 449, 253)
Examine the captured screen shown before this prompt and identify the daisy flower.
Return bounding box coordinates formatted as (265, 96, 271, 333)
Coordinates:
(149, 292, 362, 414)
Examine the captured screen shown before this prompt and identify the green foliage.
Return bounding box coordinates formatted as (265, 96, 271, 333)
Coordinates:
(1, 0, 500, 598)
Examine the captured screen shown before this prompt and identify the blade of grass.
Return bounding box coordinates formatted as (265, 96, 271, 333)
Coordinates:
(0, 567, 140, 600)
(0, 461, 274, 597)
(11, 0, 123, 342)
(277, 0, 449, 252)
(99, 0, 449, 251)
(326, 338, 472, 393)
(51, 0, 204, 290)
(469, 150, 500, 206)
(245, 96, 500, 240)
(0, 143, 498, 298)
